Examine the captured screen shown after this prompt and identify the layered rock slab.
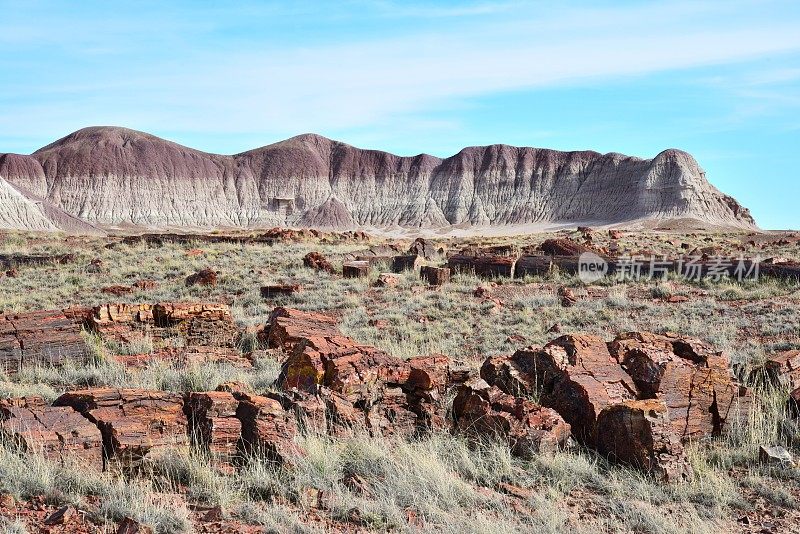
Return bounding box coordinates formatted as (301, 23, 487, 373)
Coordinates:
(596, 399, 693, 482)
(54, 388, 188, 466)
(0, 396, 103, 470)
(452, 379, 571, 457)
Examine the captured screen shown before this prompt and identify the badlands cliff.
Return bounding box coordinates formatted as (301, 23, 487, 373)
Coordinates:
(0, 126, 755, 232)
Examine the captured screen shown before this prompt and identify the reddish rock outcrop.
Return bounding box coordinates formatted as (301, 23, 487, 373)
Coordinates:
(54, 388, 188, 466)
(513, 335, 638, 445)
(452, 379, 570, 457)
(0, 396, 103, 470)
(596, 399, 693, 482)
(260, 307, 342, 352)
(186, 392, 241, 472)
(0, 307, 92, 375)
(609, 331, 751, 441)
(303, 252, 335, 274)
(235, 393, 299, 464)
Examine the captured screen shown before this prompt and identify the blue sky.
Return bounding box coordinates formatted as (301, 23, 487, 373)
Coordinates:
(1, 1, 798, 228)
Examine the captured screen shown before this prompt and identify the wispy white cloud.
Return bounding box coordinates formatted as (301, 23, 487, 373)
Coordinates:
(1, 0, 799, 150)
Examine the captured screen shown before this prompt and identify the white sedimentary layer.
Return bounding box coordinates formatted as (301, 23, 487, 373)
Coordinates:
(0, 127, 755, 232)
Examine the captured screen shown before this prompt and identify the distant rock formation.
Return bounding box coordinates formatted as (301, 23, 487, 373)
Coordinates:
(0, 126, 755, 232)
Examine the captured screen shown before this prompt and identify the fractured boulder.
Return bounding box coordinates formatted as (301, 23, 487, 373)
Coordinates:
(0, 396, 103, 470)
(54, 388, 188, 466)
(596, 399, 693, 482)
(186, 391, 242, 472)
(452, 379, 570, 457)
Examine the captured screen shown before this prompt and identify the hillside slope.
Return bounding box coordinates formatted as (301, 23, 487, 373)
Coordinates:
(0, 127, 755, 231)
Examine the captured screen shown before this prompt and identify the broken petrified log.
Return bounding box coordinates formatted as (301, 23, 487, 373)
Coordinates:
(608, 331, 751, 441)
(235, 393, 299, 464)
(303, 251, 335, 274)
(260, 284, 302, 299)
(452, 379, 570, 457)
(447, 254, 516, 278)
(391, 255, 423, 273)
(419, 266, 450, 286)
(596, 399, 693, 482)
(538, 238, 598, 257)
(0, 307, 93, 375)
(260, 307, 342, 352)
(407, 238, 439, 260)
(0, 396, 103, 470)
(54, 388, 188, 466)
(512, 334, 638, 445)
(745, 350, 800, 391)
(342, 261, 370, 278)
(185, 392, 241, 472)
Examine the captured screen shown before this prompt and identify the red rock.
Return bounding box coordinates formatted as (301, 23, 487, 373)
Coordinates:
(609, 331, 751, 441)
(539, 238, 598, 257)
(608, 230, 623, 240)
(303, 251, 335, 274)
(117, 516, 153, 534)
(452, 379, 570, 457)
(186, 248, 204, 257)
(0, 307, 92, 375)
(419, 266, 450, 286)
(43, 505, 76, 525)
(186, 392, 241, 472)
(596, 399, 693, 482)
(342, 261, 370, 278)
(102, 285, 134, 296)
(54, 388, 188, 466)
(518, 334, 638, 445)
(235, 393, 299, 464)
(261, 307, 342, 352)
(480, 355, 538, 397)
(0, 396, 103, 470)
(185, 268, 218, 287)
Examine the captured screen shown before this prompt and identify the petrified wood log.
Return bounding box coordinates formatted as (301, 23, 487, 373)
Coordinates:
(235, 393, 299, 464)
(0, 308, 92, 375)
(447, 254, 516, 278)
(342, 261, 370, 278)
(516, 334, 638, 445)
(391, 255, 423, 273)
(54, 388, 188, 466)
(261, 307, 342, 352)
(0, 396, 103, 470)
(419, 266, 450, 286)
(186, 392, 241, 472)
(596, 399, 693, 483)
(608, 331, 751, 441)
(452, 379, 570, 457)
